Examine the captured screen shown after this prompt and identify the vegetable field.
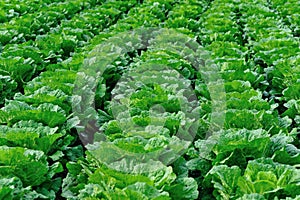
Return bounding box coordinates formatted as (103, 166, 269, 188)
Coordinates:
(0, 0, 300, 199)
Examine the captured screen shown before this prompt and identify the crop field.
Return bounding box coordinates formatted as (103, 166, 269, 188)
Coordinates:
(0, 0, 299, 199)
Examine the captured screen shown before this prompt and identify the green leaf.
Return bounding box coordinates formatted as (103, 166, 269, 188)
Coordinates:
(165, 177, 199, 200)
(0, 146, 49, 186)
(204, 165, 241, 200)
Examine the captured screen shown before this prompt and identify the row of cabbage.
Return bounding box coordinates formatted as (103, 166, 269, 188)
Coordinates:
(196, 0, 300, 199)
(0, 0, 138, 199)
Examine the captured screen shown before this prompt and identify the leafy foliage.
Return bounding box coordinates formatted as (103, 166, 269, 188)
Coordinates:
(0, 0, 299, 199)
